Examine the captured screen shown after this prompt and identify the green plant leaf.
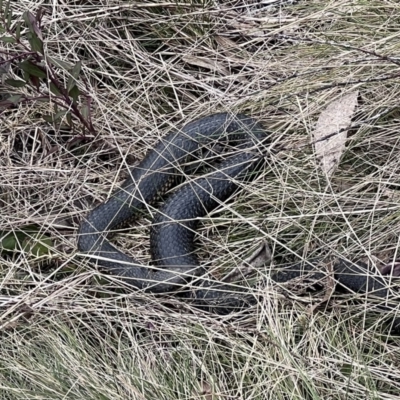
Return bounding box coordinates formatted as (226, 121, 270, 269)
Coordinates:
(43, 111, 69, 123)
(25, 10, 43, 38)
(22, 234, 53, 257)
(5, 78, 26, 88)
(43, 114, 54, 123)
(0, 36, 16, 43)
(29, 75, 40, 90)
(67, 75, 76, 93)
(0, 232, 22, 251)
(0, 226, 53, 257)
(6, 94, 22, 104)
(49, 82, 61, 95)
(70, 61, 82, 80)
(66, 61, 82, 93)
(22, 69, 30, 83)
(27, 32, 43, 54)
(54, 110, 68, 120)
(19, 60, 46, 79)
(47, 56, 73, 71)
(15, 21, 21, 40)
(23, 11, 34, 33)
(81, 104, 89, 120)
(69, 83, 80, 104)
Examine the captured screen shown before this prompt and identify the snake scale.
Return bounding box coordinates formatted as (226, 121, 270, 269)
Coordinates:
(78, 113, 399, 329)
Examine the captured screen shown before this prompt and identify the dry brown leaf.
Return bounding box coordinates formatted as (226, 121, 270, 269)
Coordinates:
(313, 91, 358, 177)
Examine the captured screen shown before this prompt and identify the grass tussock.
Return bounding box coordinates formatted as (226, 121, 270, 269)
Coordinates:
(1, 0, 400, 399)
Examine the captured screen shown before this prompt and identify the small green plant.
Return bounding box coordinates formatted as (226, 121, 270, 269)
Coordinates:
(0, 1, 94, 134)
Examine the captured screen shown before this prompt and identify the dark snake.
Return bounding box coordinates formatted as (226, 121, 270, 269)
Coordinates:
(78, 113, 399, 330)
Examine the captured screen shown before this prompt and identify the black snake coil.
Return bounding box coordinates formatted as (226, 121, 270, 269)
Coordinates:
(78, 113, 399, 329)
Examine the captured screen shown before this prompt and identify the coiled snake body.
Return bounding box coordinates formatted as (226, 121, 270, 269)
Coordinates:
(78, 113, 268, 297)
(78, 113, 398, 324)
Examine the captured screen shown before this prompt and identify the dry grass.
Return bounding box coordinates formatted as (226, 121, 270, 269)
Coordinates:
(1, 0, 400, 399)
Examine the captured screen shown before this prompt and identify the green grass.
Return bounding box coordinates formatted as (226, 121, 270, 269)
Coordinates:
(1, 0, 400, 399)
